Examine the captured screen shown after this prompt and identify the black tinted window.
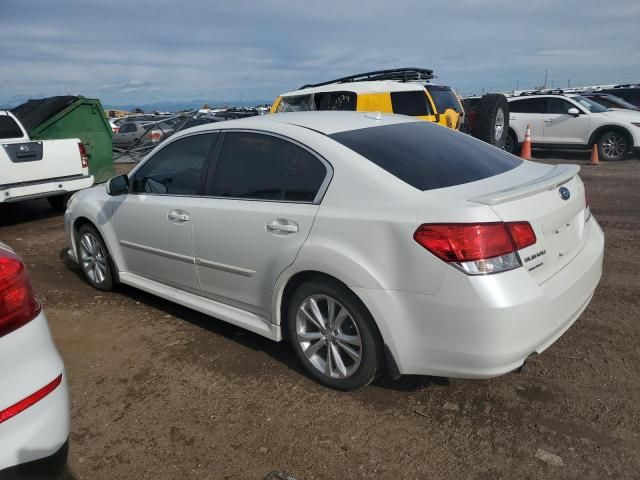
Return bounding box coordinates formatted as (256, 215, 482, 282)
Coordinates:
(211, 132, 294, 200)
(426, 86, 462, 113)
(329, 122, 522, 191)
(132, 133, 215, 195)
(119, 123, 135, 133)
(314, 91, 357, 111)
(547, 98, 574, 114)
(509, 98, 546, 113)
(390, 91, 431, 116)
(284, 148, 327, 202)
(0, 116, 23, 139)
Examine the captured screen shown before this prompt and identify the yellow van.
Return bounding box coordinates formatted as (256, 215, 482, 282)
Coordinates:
(271, 68, 464, 131)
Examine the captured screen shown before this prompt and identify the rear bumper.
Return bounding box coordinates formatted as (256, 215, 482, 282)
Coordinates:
(354, 216, 604, 378)
(0, 174, 94, 203)
(0, 312, 70, 472)
(0, 440, 68, 480)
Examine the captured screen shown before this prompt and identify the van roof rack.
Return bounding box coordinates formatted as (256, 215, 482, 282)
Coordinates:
(300, 67, 435, 89)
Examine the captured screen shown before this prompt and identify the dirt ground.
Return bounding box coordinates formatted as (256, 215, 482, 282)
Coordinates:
(1, 151, 639, 480)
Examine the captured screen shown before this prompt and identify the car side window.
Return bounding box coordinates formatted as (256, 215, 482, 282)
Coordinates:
(120, 123, 134, 133)
(211, 132, 294, 200)
(314, 92, 357, 111)
(131, 133, 216, 195)
(547, 98, 575, 114)
(390, 91, 432, 116)
(284, 147, 327, 202)
(509, 98, 545, 114)
(0, 116, 23, 139)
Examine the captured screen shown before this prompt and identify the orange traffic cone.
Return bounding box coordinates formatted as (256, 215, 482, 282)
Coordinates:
(590, 144, 600, 166)
(520, 125, 532, 160)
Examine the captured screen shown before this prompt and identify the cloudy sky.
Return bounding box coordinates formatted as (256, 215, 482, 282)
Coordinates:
(1, 0, 639, 107)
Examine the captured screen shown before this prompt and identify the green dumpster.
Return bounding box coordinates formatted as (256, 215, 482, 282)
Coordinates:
(12, 96, 115, 183)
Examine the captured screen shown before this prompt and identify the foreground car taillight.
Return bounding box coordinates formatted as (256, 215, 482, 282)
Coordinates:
(0, 374, 62, 424)
(414, 222, 536, 275)
(0, 248, 41, 338)
(78, 142, 89, 168)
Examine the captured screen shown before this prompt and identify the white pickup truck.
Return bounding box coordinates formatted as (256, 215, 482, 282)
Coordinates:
(1, 110, 94, 211)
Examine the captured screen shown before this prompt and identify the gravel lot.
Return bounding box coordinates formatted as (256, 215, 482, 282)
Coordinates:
(1, 151, 638, 480)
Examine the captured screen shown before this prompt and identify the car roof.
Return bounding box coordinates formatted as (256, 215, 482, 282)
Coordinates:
(280, 80, 429, 97)
(177, 111, 421, 136)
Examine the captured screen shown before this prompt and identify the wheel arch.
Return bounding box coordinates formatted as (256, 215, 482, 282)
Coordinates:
(275, 268, 395, 377)
(72, 216, 120, 282)
(588, 124, 634, 148)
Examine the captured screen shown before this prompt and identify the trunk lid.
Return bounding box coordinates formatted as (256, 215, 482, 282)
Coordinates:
(468, 163, 590, 284)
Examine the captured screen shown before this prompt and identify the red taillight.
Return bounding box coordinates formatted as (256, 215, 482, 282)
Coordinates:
(78, 143, 88, 168)
(0, 249, 40, 338)
(145, 130, 162, 142)
(0, 374, 63, 424)
(414, 222, 536, 274)
(113, 127, 120, 134)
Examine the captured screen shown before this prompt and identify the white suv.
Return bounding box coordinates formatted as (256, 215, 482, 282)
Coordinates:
(505, 93, 640, 161)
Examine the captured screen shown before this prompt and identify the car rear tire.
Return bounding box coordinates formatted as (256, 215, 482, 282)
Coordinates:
(597, 131, 629, 161)
(76, 224, 115, 291)
(473, 94, 510, 148)
(286, 278, 382, 391)
(47, 193, 70, 212)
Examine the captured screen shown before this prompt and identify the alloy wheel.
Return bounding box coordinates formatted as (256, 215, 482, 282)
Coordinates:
(79, 232, 108, 285)
(601, 135, 626, 160)
(295, 294, 362, 379)
(494, 108, 505, 142)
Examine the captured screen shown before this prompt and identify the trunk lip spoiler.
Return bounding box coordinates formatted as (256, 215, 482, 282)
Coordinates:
(469, 164, 580, 206)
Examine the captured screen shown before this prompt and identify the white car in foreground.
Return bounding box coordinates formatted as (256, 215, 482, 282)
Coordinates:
(65, 112, 603, 390)
(505, 92, 640, 161)
(0, 244, 69, 476)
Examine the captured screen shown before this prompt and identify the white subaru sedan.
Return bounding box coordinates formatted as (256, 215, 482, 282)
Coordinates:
(64, 112, 604, 390)
(0, 243, 70, 476)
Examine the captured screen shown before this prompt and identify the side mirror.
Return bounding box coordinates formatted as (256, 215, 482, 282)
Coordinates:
(106, 174, 129, 196)
(567, 107, 580, 116)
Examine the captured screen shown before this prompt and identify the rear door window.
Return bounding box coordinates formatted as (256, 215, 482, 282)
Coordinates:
(0, 116, 24, 139)
(390, 91, 432, 116)
(211, 132, 294, 200)
(313, 91, 357, 111)
(508, 98, 546, 114)
(284, 147, 327, 202)
(329, 121, 521, 191)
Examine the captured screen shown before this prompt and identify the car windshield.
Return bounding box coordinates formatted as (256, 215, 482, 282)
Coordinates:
(595, 95, 637, 110)
(571, 95, 607, 113)
(329, 121, 521, 191)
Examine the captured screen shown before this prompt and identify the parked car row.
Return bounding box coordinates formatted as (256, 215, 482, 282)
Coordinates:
(502, 90, 640, 161)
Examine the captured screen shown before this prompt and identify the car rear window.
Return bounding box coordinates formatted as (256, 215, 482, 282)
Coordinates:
(426, 86, 462, 113)
(329, 121, 522, 191)
(390, 91, 432, 116)
(0, 116, 24, 139)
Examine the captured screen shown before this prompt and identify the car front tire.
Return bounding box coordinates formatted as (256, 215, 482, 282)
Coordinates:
(598, 131, 629, 161)
(286, 278, 382, 391)
(76, 224, 115, 291)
